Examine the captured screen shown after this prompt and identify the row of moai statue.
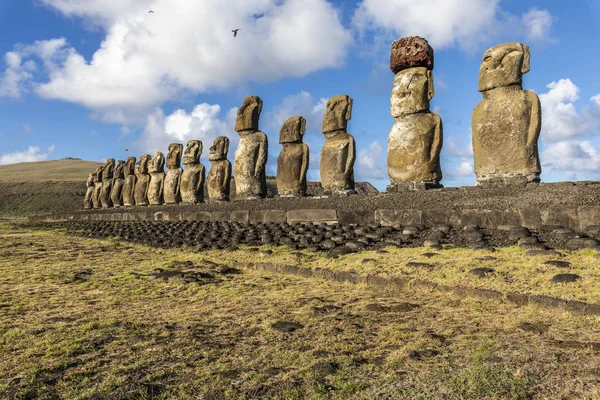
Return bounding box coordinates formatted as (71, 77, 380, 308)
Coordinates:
(84, 36, 542, 208)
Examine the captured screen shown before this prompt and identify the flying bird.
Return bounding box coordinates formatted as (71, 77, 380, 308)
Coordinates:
(125, 149, 129, 152)
(232, 29, 240, 37)
(148, 10, 154, 13)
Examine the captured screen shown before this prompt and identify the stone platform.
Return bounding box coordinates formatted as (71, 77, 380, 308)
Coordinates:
(30, 182, 600, 231)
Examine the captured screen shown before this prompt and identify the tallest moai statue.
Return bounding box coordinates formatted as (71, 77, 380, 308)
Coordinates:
(472, 42, 541, 186)
(387, 36, 443, 192)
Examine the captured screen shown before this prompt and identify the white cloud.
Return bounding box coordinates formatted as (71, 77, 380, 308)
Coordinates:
(0, 145, 56, 165)
(541, 140, 600, 181)
(0, 52, 34, 98)
(264, 91, 328, 137)
(2, 0, 351, 122)
(357, 140, 386, 180)
(454, 159, 474, 177)
(352, 1, 554, 51)
(445, 135, 473, 158)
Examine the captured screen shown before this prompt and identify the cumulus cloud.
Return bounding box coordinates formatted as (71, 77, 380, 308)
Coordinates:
(0, 51, 36, 98)
(0, 145, 56, 165)
(352, 0, 554, 51)
(264, 91, 327, 137)
(357, 140, 386, 180)
(541, 140, 600, 181)
(1, 0, 351, 122)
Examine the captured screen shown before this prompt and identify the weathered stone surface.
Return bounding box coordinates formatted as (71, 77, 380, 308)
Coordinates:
(472, 42, 541, 186)
(249, 210, 286, 223)
(134, 154, 151, 206)
(84, 173, 94, 209)
(320, 95, 356, 195)
(99, 159, 115, 208)
(390, 36, 434, 74)
(148, 152, 165, 206)
(207, 136, 232, 202)
(286, 209, 337, 223)
(375, 209, 422, 226)
(277, 116, 309, 197)
(164, 143, 183, 205)
(234, 96, 268, 200)
(181, 140, 205, 204)
(122, 157, 137, 206)
(110, 160, 125, 207)
(229, 210, 250, 223)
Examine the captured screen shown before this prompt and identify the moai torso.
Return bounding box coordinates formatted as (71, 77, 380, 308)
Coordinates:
(110, 160, 125, 207)
(164, 143, 183, 204)
(277, 116, 309, 197)
(122, 157, 137, 206)
(148, 152, 165, 205)
(92, 166, 103, 209)
(100, 159, 115, 208)
(233, 96, 268, 200)
(181, 140, 205, 204)
(320, 95, 356, 195)
(134, 155, 151, 206)
(84, 173, 95, 209)
(207, 136, 232, 201)
(472, 42, 541, 185)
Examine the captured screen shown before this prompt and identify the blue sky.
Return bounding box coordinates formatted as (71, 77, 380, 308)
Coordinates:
(1, 0, 600, 190)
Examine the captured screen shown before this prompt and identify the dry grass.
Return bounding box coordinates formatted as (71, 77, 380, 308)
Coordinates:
(0, 160, 102, 182)
(2, 224, 600, 399)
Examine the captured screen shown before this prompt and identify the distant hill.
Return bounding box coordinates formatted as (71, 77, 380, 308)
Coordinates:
(0, 159, 102, 182)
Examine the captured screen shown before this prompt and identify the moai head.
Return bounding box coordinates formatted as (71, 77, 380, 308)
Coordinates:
(86, 173, 94, 187)
(102, 158, 115, 179)
(136, 154, 151, 175)
(166, 143, 183, 169)
(235, 95, 263, 132)
(124, 157, 136, 176)
(149, 152, 165, 173)
(279, 116, 306, 144)
(93, 166, 103, 182)
(113, 160, 125, 179)
(478, 42, 530, 92)
(391, 67, 435, 117)
(183, 140, 202, 165)
(322, 95, 353, 134)
(209, 136, 230, 161)
(390, 36, 434, 74)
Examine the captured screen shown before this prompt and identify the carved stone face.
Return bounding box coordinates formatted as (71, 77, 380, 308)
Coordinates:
(102, 158, 115, 179)
(125, 157, 136, 175)
(136, 154, 151, 175)
(166, 143, 183, 169)
(322, 95, 353, 133)
(209, 136, 229, 161)
(478, 42, 530, 92)
(279, 116, 306, 144)
(113, 160, 125, 179)
(93, 166, 103, 182)
(390, 67, 434, 117)
(149, 152, 164, 173)
(235, 96, 263, 132)
(183, 140, 202, 165)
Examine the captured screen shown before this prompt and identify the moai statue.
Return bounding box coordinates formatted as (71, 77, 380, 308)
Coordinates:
(387, 36, 443, 192)
(320, 94, 356, 195)
(122, 157, 137, 206)
(181, 140, 205, 204)
(83, 173, 94, 209)
(164, 143, 183, 204)
(100, 158, 115, 208)
(110, 160, 125, 207)
(472, 42, 541, 186)
(207, 136, 232, 201)
(276, 116, 309, 197)
(134, 154, 151, 206)
(148, 151, 165, 205)
(233, 96, 268, 200)
(92, 166, 103, 209)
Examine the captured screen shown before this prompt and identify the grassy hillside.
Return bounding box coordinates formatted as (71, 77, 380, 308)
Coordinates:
(0, 159, 102, 182)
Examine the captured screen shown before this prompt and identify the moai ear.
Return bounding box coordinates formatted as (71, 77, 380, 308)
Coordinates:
(345, 97, 353, 121)
(300, 117, 307, 136)
(223, 137, 230, 154)
(198, 141, 203, 156)
(257, 98, 263, 115)
(521, 45, 531, 74)
(427, 70, 435, 100)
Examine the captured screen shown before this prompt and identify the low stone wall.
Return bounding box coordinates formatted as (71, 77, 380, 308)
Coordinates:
(29, 204, 600, 231)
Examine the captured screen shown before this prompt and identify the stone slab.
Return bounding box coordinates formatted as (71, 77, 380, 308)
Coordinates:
(286, 209, 337, 223)
(338, 210, 376, 225)
(375, 209, 422, 226)
(249, 210, 286, 223)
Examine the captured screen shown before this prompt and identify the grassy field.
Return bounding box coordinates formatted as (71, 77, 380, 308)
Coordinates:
(0, 159, 102, 183)
(2, 223, 600, 399)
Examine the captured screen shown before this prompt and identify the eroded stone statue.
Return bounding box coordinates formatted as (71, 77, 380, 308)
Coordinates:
(387, 36, 443, 191)
(110, 160, 125, 207)
(233, 96, 268, 200)
(148, 152, 165, 205)
(92, 166, 103, 209)
(122, 157, 137, 206)
(320, 94, 356, 195)
(277, 116, 309, 197)
(207, 136, 232, 202)
(164, 143, 183, 204)
(181, 140, 205, 204)
(100, 158, 115, 208)
(472, 42, 541, 186)
(134, 154, 151, 206)
(84, 173, 94, 209)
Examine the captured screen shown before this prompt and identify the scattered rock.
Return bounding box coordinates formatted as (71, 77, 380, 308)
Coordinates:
(406, 262, 434, 269)
(312, 361, 339, 376)
(420, 252, 439, 258)
(468, 267, 494, 278)
(408, 349, 439, 360)
(543, 260, 571, 269)
(551, 273, 581, 283)
(518, 322, 549, 334)
(271, 321, 303, 333)
(473, 256, 497, 262)
(361, 258, 376, 264)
